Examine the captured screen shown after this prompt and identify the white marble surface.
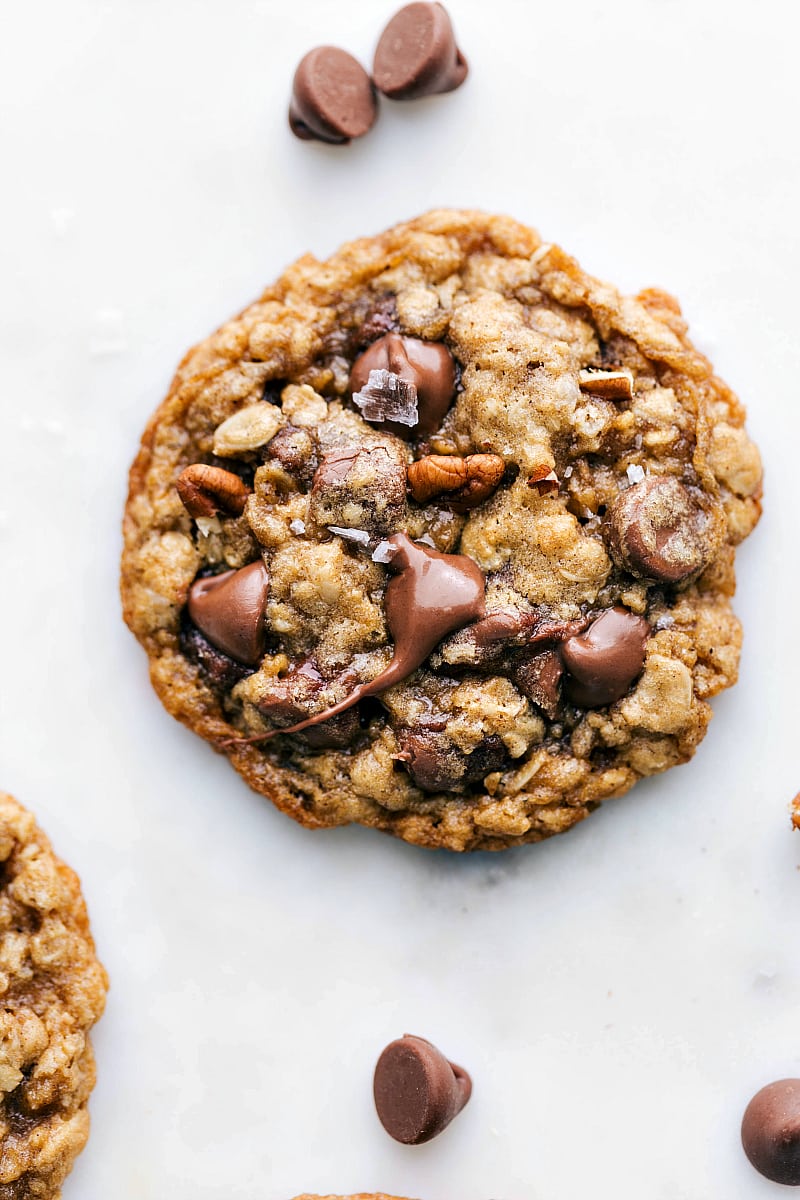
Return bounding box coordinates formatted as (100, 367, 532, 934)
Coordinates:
(0, 0, 798, 1196)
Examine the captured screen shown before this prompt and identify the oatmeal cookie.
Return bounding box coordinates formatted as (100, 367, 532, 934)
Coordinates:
(121, 210, 762, 851)
(0, 793, 108, 1198)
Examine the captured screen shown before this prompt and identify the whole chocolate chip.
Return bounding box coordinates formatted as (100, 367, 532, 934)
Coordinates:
(374, 1034, 472, 1144)
(187, 561, 269, 666)
(742, 1079, 800, 1184)
(349, 333, 457, 438)
(289, 47, 377, 145)
(606, 475, 722, 584)
(561, 607, 650, 708)
(373, 3, 468, 100)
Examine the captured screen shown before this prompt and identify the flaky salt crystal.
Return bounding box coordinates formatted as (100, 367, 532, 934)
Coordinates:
(372, 540, 398, 564)
(289, 519, 306, 535)
(352, 369, 419, 427)
(626, 464, 646, 485)
(328, 525, 371, 547)
(416, 533, 436, 548)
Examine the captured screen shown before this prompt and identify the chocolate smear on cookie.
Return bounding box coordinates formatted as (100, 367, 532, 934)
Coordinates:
(223, 533, 485, 744)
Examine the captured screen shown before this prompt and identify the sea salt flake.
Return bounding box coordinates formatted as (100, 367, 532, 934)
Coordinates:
(416, 533, 436, 548)
(352, 369, 419, 427)
(289, 519, 306, 535)
(372, 540, 397, 564)
(328, 525, 370, 548)
(195, 516, 222, 538)
(626, 464, 646, 486)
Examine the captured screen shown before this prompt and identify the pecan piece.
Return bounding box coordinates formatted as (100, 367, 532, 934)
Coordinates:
(527, 467, 559, 496)
(407, 453, 505, 511)
(176, 464, 250, 518)
(578, 368, 634, 401)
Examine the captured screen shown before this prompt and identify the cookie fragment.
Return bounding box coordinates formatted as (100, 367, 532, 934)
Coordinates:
(0, 793, 107, 1200)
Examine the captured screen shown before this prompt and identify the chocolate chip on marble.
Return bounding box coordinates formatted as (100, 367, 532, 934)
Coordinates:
(289, 47, 378, 144)
(606, 475, 721, 584)
(742, 1079, 800, 1185)
(373, 1034, 472, 1144)
(373, 3, 468, 100)
(561, 607, 650, 708)
(350, 333, 457, 438)
(187, 561, 270, 666)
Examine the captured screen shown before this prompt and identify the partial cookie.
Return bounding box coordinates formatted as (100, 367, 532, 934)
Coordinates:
(121, 209, 762, 851)
(0, 792, 108, 1198)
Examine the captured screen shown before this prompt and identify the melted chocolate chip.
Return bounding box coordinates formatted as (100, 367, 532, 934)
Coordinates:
(233, 533, 485, 743)
(349, 333, 456, 438)
(433, 608, 589, 673)
(289, 47, 378, 144)
(606, 476, 722, 584)
(256, 660, 362, 750)
(373, 1034, 472, 1144)
(309, 445, 407, 537)
(187, 561, 270, 666)
(396, 728, 507, 792)
(265, 425, 319, 491)
(513, 648, 563, 719)
(561, 607, 650, 708)
(742, 1079, 800, 1185)
(373, 4, 468, 100)
(180, 622, 253, 691)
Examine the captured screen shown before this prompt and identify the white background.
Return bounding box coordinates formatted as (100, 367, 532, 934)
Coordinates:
(0, 0, 797, 1196)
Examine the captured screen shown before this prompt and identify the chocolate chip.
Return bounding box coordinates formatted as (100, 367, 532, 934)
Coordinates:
(373, 1035, 472, 1144)
(349, 333, 456, 439)
(187, 560, 270, 666)
(180, 621, 253, 691)
(265, 425, 319, 491)
(289, 47, 378, 145)
(561, 607, 650, 708)
(513, 648, 563, 719)
(229, 534, 485, 745)
(396, 728, 507, 792)
(606, 476, 722, 584)
(256, 659, 362, 750)
(742, 1079, 800, 1184)
(373, 3, 468, 100)
(308, 445, 407, 537)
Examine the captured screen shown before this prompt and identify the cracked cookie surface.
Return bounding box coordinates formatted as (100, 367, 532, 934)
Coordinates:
(0, 793, 107, 1199)
(121, 209, 762, 852)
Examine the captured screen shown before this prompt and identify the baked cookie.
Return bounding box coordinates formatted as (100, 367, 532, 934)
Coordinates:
(0, 793, 108, 1198)
(121, 210, 762, 852)
(292, 1196, 412, 1199)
